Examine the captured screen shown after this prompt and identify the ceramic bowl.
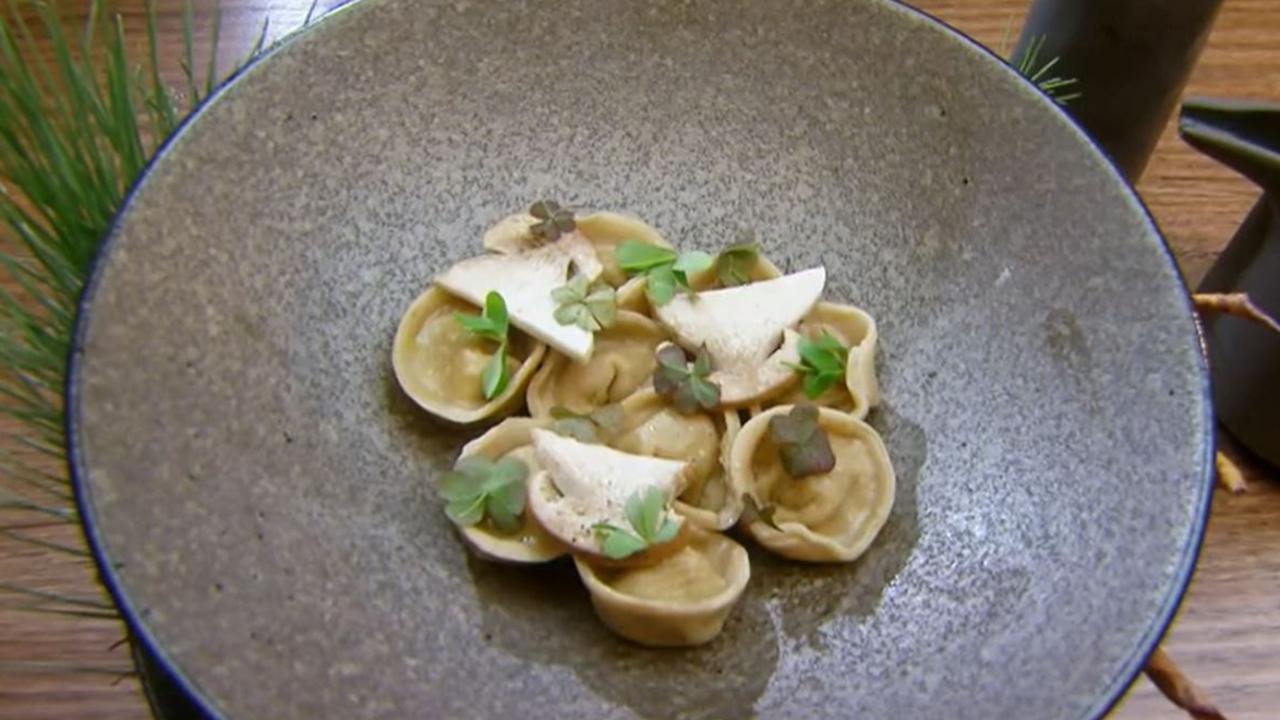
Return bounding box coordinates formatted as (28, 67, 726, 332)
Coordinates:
(68, 1, 1212, 718)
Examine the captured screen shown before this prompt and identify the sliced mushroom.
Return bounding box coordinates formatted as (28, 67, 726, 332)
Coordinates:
(392, 287, 546, 424)
(653, 268, 826, 406)
(730, 405, 895, 562)
(575, 211, 673, 287)
(435, 233, 603, 362)
(482, 212, 539, 254)
(450, 417, 566, 563)
(574, 528, 750, 647)
(609, 390, 742, 531)
(526, 310, 667, 417)
(526, 429, 691, 563)
(776, 301, 880, 417)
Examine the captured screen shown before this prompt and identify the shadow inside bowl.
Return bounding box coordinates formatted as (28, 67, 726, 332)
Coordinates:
(466, 554, 778, 720)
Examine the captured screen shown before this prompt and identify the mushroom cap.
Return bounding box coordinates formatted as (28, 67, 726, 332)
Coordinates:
(525, 428, 690, 559)
(653, 268, 825, 406)
(435, 233, 604, 361)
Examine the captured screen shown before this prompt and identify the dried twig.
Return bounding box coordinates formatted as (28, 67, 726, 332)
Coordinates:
(1214, 451, 1247, 494)
(1145, 647, 1227, 720)
(1193, 293, 1280, 334)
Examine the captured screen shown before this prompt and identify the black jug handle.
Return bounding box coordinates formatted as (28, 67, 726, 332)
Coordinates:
(1180, 97, 1280, 193)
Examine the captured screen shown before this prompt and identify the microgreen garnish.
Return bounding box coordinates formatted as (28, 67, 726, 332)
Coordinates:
(652, 344, 721, 414)
(741, 493, 781, 530)
(615, 240, 714, 306)
(714, 240, 760, 287)
(768, 404, 836, 479)
(438, 456, 528, 532)
(453, 291, 512, 400)
(551, 274, 617, 332)
(592, 486, 681, 559)
(529, 200, 576, 243)
(549, 404, 625, 444)
(785, 331, 849, 398)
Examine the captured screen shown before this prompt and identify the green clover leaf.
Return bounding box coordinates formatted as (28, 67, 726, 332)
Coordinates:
(454, 291, 512, 400)
(438, 456, 528, 532)
(767, 404, 836, 479)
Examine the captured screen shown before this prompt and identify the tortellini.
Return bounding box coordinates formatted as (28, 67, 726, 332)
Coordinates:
(526, 311, 666, 417)
(392, 287, 544, 424)
(730, 405, 895, 562)
(574, 529, 750, 647)
(608, 390, 743, 531)
(777, 301, 880, 417)
(451, 417, 567, 563)
(403, 205, 896, 649)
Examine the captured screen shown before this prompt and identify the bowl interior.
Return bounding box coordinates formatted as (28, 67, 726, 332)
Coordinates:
(70, 1, 1211, 718)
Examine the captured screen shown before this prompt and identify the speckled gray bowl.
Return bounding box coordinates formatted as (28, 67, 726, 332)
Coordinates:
(67, 1, 1213, 718)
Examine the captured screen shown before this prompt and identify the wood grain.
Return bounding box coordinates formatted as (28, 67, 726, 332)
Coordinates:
(1, 1, 1276, 718)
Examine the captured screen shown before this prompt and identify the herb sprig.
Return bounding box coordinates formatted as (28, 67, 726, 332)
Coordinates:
(551, 274, 617, 332)
(529, 200, 576, 243)
(786, 331, 849, 399)
(593, 486, 681, 559)
(653, 344, 721, 413)
(549, 404, 625, 444)
(768, 404, 836, 478)
(616, 240, 714, 306)
(714, 240, 760, 287)
(454, 291, 512, 399)
(439, 456, 529, 532)
(742, 493, 781, 530)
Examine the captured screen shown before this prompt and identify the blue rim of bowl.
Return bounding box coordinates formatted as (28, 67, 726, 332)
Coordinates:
(64, 1, 1216, 718)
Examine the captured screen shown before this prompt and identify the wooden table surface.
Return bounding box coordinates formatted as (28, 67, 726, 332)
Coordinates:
(1, 1, 1277, 718)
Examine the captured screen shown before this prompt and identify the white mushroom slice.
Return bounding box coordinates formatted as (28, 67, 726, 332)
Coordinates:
(576, 211, 672, 287)
(435, 233, 603, 361)
(777, 302, 880, 418)
(574, 529, 750, 647)
(482, 213, 539, 254)
(392, 287, 546, 424)
(653, 268, 825, 406)
(481, 214, 605, 279)
(608, 390, 740, 531)
(450, 418, 566, 563)
(730, 405, 895, 563)
(526, 429, 690, 558)
(526, 311, 667, 417)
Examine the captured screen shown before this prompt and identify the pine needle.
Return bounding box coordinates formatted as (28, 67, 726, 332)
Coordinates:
(0, 660, 135, 675)
(0, 527, 89, 556)
(1011, 33, 1082, 106)
(0, 581, 112, 610)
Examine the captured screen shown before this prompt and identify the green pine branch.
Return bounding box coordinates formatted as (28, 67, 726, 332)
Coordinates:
(1011, 33, 1082, 106)
(0, 0, 322, 609)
